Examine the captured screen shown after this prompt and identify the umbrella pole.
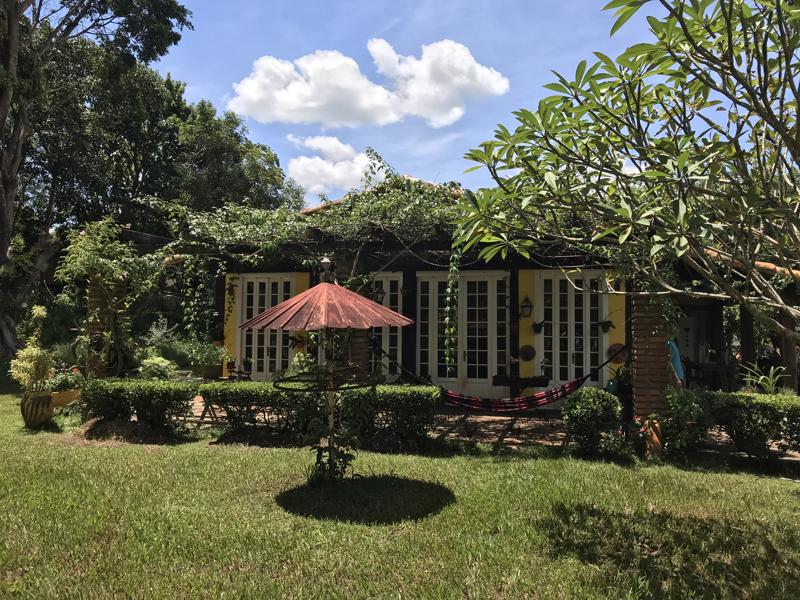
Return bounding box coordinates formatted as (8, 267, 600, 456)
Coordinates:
(322, 327, 337, 478)
(325, 389, 337, 476)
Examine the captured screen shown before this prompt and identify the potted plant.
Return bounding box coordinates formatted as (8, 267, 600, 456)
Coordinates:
(9, 306, 55, 428)
(48, 367, 85, 407)
(186, 341, 231, 380)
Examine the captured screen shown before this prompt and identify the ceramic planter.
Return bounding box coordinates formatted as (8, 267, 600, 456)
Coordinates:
(51, 389, 81, 407)
(21, 392, 54, 429)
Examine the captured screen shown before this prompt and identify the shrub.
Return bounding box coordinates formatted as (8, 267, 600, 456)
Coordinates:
(46, 368, 85, 392)
(562, 387, 622, 456)
(127, 380, 196, 429)
(597, 431, 636, 464)
(137, 356, 179, 379)
(661, 387, 704, 457)
(9, 343, 53, 393)
(701, 391, 800, 458)
(81, 379, 195, 429)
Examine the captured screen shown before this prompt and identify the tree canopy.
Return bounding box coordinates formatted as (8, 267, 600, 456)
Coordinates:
(0, 3, 303, 357)
(457, 0, 800, 343)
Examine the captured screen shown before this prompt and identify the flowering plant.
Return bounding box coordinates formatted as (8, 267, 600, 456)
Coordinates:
(47, 367, 86, 392)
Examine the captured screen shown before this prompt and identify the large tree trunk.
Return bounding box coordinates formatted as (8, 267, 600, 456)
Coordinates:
(0, 312, 17, 358)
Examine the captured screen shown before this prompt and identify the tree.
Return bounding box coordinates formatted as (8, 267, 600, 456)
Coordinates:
(458, 0, 800, 349)
(0, 1, 190, 357)
(176, 101, 300, 212)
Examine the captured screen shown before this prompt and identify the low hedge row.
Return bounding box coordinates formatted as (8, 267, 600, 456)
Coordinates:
(198, 382, 321, 440)
(82, 379, 195, 430)
(701, 391, 800, 458)
(199, 382, 441, 450)
(81, 379, 441, 447)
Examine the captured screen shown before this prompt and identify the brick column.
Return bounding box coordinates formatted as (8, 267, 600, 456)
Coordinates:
(631, 297, 670, 417)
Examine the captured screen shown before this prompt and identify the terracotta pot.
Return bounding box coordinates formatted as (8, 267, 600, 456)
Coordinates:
(51, 389, 81, 407)
(21, 392, 54, 429)
(646, 419, 664, 457)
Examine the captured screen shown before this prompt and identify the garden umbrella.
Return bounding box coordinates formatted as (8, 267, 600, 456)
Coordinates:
(239, 281, 412, 331)
(239, 280, 413, 481)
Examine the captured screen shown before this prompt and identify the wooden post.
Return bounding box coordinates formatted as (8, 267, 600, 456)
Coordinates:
(740, 305, 755, 368)
(631, 297, 670, 420)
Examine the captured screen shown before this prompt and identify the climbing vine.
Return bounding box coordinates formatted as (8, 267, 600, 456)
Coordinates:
(443, 249, 461, 377)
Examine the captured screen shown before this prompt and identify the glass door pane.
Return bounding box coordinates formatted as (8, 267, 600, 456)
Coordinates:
(464, 279, 489, 381)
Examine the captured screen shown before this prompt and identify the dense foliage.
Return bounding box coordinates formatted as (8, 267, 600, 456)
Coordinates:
(0, 10, 303, 358)
(0, 1, 191, 357)
(701, 390, 800, 458)
(458, 0, 800, 348)
(170, 161, 462, 269)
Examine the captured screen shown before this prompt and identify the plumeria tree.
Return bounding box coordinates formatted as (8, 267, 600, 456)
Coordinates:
(458, 0, 800, 352)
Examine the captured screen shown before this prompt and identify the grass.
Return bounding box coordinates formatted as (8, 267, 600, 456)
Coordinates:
(1, 389, 800, 599)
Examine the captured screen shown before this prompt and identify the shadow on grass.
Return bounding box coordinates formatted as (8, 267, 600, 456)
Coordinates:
(81, 418, 190, 445)
(538, 502, 800, 598)
(666, 450, 800, 480)
(211, 427, 303, 448)
(276, 475, 455, 525)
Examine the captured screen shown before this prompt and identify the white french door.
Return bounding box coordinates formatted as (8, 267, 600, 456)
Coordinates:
(534, 271, 607, 387)
(238, 274, 296, 381)
(417, 272, 510, 398)
(369, 272, 403, 381)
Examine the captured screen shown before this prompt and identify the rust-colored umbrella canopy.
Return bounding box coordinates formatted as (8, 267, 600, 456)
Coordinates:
(239, 282, 413, 331)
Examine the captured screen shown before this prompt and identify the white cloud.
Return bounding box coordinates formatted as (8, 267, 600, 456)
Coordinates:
(286, 134, 358, 162)
(287, 135, 372, 195)
(228, 39, 509, 128)
(367, 39, 509, 128)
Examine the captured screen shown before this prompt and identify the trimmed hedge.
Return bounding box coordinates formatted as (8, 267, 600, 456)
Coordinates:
(341, 385, 442, 450)
(198, 382, 441, 449)
(701, 391, 800, 458)
(198, 382, 322, 439)
(82, 379, 195, 430)
(80, 379, 441, 447)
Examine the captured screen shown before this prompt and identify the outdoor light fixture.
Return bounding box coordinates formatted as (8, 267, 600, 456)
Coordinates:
(519, 296, 533, 318)
(599, 319, 615, 333)
(372, 287, 386, 304)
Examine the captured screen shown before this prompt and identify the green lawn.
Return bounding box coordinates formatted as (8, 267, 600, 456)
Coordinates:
(2, 389, 800, 599)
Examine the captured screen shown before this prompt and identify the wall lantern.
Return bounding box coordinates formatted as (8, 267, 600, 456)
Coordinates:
(372, 287, 386, 304)
(599, 319, 615, 333)
(519, 296, 533, 319)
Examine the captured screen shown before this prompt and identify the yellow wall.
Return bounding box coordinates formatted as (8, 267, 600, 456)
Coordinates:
(295, 272, 310, 293)
(518, 270, 536, 378)
(222, 273, 240, 377)
(606, 278, 627, 377)
(222, 272, 310, 376)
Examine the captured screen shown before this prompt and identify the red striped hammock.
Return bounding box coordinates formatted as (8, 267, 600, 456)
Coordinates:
(444, 375, 588, 413)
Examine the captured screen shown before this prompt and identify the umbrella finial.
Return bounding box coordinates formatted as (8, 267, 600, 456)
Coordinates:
(320, 256, 334, 283)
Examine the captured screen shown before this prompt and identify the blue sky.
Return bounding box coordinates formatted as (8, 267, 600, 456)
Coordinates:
(155, 1, 653, 202)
